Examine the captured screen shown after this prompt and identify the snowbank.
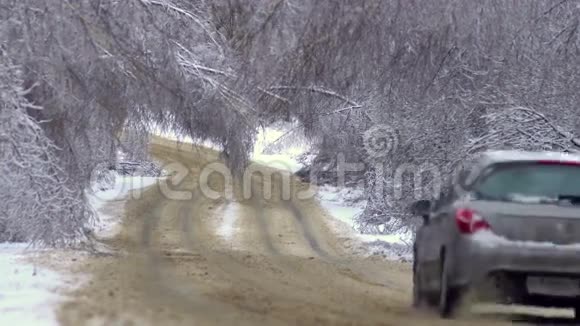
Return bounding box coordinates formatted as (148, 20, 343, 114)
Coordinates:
(0, 175, 161, 326)
(152, 126, 221, 151)
(316, 185, 413, 261)
(90, 176, 158, 202)
(0, 244, 65, 326)
(248, 125, 413, 261)
(89, 176, 160, 238)
(247, 126, 414, 261)
(155, 125, 308, 172)
(251, 126, 308, 173)
(216, 202, 239, 242)
(252, 154, 304, 173)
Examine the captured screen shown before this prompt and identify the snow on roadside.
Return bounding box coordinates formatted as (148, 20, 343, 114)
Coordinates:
(152, 125, 221, 151)
(251, 126, 307, 173)
(252, 154, 303, 173)
(88, 176, 159, 238)
(0, 176, 161, 326)
(216, 202, 239, 242)
(316, 184, 413, 262)
(0, 244, 66, 326)
(249, 125, 413, 261)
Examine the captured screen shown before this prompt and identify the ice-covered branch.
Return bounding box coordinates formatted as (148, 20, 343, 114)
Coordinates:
(268, 86, 361, 107)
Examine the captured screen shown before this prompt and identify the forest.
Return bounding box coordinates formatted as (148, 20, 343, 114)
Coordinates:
(2, 0, 580, 245)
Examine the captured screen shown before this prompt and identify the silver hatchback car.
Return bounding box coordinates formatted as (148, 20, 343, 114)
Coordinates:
(411, 150, 580, 319)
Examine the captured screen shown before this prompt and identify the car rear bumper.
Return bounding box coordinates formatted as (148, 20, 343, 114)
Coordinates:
(450, 234, 580, 287)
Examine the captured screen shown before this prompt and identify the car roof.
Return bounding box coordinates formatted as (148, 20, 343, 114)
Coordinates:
(464, 150, 580, 185)
(479, 150, 580, 165)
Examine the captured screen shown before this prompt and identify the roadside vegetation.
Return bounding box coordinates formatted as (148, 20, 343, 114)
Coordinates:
(2, 0, 580, 244)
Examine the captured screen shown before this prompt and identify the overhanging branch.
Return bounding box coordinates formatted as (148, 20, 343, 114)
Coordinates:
(268, 85, 361, 107)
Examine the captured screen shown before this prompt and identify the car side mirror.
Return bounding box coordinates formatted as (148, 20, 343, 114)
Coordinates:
(410, 199, 431, 223)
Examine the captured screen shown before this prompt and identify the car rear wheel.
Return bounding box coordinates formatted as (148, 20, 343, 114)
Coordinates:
(412, 253, 428, 308)
(413, 247, 436, 309)
(439, 253, 462, 318)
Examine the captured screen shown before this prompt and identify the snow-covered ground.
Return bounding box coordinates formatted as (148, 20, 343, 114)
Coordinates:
(251, 126, 307, 173)
(152, 126, 413, 260)
(0, 130, 410, 326)
(0, 244, 66, 326)
(248, 125, 413, 261)
(89, 176, 159, 238)
(316, 185, 413, 261)
(153, 125, 224, 152)
(0, 175, 160, 326)
(216, 201, 239, 242)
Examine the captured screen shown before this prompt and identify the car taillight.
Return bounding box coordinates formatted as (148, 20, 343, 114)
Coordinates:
(455, 208, 490, 234)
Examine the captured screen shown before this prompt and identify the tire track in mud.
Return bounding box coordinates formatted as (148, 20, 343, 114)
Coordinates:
(165, 151, 488, 324)
(148, 159, 404, 323)
(257, 171, 408, 292)
(285, 198, 408, 291)
(146, 149, 358, 322)
(242, 177, 422, 317)
(284, 200, 332, 258)
(123, 146, 281, 324)
(135, 160, 300, 322)
(134, 188, 251, 325)
(174, 194, 371, 323)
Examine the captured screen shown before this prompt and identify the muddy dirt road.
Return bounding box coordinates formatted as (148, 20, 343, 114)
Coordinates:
(55, 139, 528, 325)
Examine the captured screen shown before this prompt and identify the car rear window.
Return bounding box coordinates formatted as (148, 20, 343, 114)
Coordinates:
(474, 162, 580, 202)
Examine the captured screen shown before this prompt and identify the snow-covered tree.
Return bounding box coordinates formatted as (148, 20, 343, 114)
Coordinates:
(2, 0, 580, 244)
(0, 53, 92, 245)
(0, 0, 256, 245)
